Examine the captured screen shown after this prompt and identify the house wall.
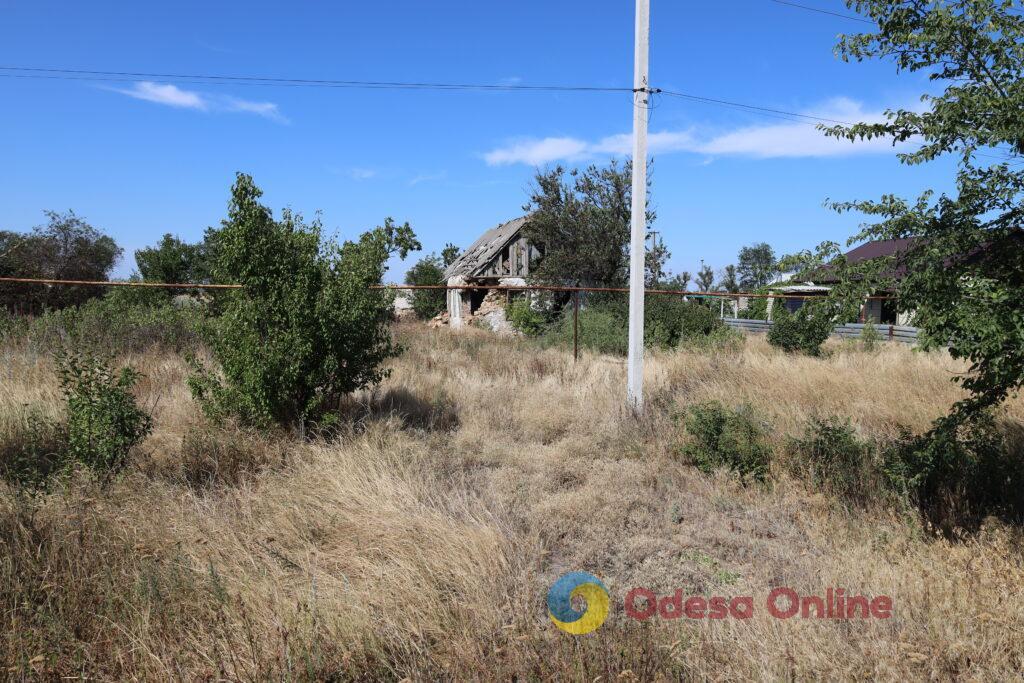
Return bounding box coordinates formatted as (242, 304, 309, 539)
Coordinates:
(479, 237, 539, 278)
(862, 298, 883, 324)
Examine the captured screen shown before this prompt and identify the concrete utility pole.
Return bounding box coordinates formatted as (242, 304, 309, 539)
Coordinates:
(626, 0, 651, 412)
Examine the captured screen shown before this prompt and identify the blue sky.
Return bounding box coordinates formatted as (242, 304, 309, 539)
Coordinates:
(0, 0, 954, 280)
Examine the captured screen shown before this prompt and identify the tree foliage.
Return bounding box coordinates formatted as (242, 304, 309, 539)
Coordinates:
(189, 173, 419, 431)
(135, 233, 210, 285)
(737, 242, 779, 291)
(718, 265, 740, 294)
(522, 160, 666, 287)
(0, 211, 121, 312)
(695, 264, 716, 292)
(817, 0, 1024, 418)
(404, 254, 446, 319)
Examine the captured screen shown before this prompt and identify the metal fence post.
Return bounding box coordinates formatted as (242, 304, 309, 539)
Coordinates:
(573, 289, 580, 362)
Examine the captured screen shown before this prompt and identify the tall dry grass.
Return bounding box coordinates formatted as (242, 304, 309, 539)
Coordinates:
(1, 325, 1023, 680)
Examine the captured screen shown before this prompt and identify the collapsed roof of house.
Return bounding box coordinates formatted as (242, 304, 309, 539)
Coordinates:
(443, 215, 540, 281)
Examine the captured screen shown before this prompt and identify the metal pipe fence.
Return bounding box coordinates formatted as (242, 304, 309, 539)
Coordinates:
(0, 277, 908, 359)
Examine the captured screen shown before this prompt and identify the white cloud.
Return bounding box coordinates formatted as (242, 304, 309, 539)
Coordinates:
(348, 168, 377, 180)
(223, 96, 289, 124)
(693, 98, 902, 158)
(483, 136, 590, 166)
(409, 171, 447, 186)
(483, 98, 909, 166)
(111, 81, 287, 123)
(117, 82, 207, 110)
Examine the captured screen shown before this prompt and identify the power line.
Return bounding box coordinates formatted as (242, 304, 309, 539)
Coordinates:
(0, 66, 631, 93)
(767, 0, 874, 24)
(3, 65, 1020, 161)
(660, 89, 854, 125)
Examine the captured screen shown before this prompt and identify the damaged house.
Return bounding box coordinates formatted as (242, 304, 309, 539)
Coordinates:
(442, 215, 543, 329)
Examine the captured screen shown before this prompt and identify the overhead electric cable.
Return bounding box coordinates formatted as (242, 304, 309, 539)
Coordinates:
(767, 0, 874, 23)
(0, 66, 631, 93)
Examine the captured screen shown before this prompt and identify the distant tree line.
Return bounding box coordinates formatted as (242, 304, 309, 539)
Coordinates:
(0, 211, 121, 312)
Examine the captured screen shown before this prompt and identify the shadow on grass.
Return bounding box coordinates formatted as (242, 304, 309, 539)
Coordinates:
(342, 387, 460, 433)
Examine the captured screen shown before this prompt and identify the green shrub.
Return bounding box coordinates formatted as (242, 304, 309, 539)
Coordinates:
(5, 293, 210, 354)
(543, 306, 627, 355)
(883, 413, 1024, 533)
(404, 255, 446, 320)
(506, 297, 549, 337)
(767, 305, 833, 355)
(680, 401, 772, 484)
(189, 174, 419, 432)
(737, 288, 772, 320)
(540, 296, 728, 355)
(57, 351, 153, 482)
(677, 301, 726, 342)
(861, 321, 882, 352)
(1, 354, 152, 489)
(787, 416, 880, 502)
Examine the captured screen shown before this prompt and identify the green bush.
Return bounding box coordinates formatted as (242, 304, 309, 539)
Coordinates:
(404, 255, 446, 320)
(543, 306, 627, 355)
(539, 296, 728, 355)
(737, 288, 772, 320)
(883, 414, 1024, 533)
(787, 416, 880, 502)
(767, 305, 833, 355)
(677, 301, 726, 342)
(189, 174, 419, 432)
(1, 354, 152, 490)
(680, 401, 772, 484)
(860, 321, 882, 352)
(506, 297, 549, 337)
(57, 351, 153, 482)
(3, 293, 209, 354)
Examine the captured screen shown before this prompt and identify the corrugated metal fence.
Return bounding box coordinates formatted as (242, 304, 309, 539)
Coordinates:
(723, 318, 920, 345)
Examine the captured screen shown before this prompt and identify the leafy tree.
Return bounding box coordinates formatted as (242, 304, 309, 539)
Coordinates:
(662, 271, 691, 292)
(441, 242, 461, 268)
(522, 160, 665, 287)
(135, 233, 210, 285)
(737, 242, 779, 291)
(818, 0, 1024, 418)
(718, 265, 740, 293)
(189, 174, 419, 432)
(695, 264, 716, 292)
(404, 254, 446, 319)
(0, 212, 121, 312)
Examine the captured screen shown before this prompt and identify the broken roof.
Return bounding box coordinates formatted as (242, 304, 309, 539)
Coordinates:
(443, 215, 532, 280)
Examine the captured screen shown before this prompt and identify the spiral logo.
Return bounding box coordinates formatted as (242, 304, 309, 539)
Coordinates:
(547, 571, 610, 635)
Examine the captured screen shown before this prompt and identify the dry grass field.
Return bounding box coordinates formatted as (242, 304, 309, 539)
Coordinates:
(2, 325, 1024, 680)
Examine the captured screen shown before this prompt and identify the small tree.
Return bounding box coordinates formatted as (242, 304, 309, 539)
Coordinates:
(440, 243, 461, 268)
(695, 265, 716, 292)
(737, 243, 779, 291)
(718, 265, 740, 293)
(820, 0, 1024, 421)
(404, 254, 446, 319)
(57, 351, 153, 482)
(135, 233, 210, 286)
(522, 160, 664, 287)
(189, 174, 419, 432)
